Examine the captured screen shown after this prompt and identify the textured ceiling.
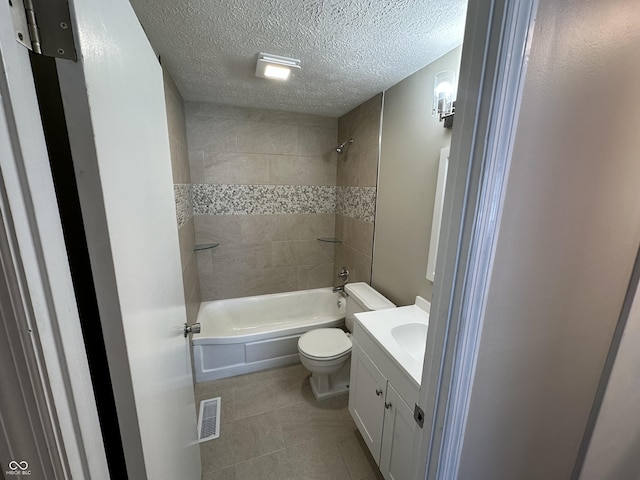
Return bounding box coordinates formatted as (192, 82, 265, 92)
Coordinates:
(130, 0, 467, 117)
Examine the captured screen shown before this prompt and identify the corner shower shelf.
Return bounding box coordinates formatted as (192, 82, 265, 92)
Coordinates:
(317, 238, 342, 244)
(193, 243, 220, 252)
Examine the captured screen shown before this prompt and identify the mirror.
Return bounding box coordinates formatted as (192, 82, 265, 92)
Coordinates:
(426, 147, 450, 282)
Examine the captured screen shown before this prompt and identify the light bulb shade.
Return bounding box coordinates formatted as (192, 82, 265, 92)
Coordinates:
(256, 53, 301, 81)
(433, 70, 456, 118)
(264, 65, 291, 80)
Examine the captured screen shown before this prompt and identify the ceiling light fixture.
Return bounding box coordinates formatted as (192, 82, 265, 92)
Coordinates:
(255, 53, 301, 81)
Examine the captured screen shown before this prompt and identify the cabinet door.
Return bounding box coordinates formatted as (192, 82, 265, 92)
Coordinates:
(379, 383, 417, 480)
(349, 340, 387, 463)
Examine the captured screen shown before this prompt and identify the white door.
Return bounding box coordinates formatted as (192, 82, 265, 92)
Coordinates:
(54, 0, 201, 478)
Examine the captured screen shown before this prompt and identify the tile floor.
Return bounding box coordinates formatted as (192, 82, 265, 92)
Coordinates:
(196, 363, 385, 480)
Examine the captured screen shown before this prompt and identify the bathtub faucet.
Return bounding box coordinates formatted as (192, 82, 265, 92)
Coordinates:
(338, 267, 349, 284)
(333, 285, 348, 299)
(334, 267, 350, 298)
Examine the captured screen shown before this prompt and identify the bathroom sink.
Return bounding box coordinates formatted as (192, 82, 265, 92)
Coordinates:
(391, 323, 427, 362)
(353, 297, 430, 384)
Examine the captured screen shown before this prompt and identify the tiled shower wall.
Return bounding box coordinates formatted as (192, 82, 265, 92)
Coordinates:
(186, 103, 338, 301)
(334, 94, 382, 283)
(163, 69, 201, 324)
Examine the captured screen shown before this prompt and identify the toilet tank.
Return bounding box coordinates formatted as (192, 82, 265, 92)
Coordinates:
(344, 282, 395, 332)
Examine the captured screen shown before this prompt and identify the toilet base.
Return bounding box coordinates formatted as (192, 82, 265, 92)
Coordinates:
(308, 361, 350, 401)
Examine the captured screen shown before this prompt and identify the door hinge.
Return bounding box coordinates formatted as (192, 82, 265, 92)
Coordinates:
(9, 0, 77, 61)
(414, 403, 425, 428)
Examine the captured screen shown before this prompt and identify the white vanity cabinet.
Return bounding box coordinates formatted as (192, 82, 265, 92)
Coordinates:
(349, 340, 387, 459)
(348, 328, 419, 480)
(379, 382, 416, 480)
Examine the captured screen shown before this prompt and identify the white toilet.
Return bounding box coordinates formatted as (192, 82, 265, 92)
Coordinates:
(297, 282, 395, 400)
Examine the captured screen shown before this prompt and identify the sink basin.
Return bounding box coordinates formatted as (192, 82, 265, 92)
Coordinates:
(391, 323, 427, 361)
(353, 298, 430, 384)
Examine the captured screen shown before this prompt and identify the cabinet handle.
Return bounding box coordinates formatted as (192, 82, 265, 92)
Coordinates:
(375, 388, 383, 396)
(385, 401, 392, 409)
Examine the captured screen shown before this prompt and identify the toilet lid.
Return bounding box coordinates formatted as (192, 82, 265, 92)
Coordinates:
(298, 328, 352, 359)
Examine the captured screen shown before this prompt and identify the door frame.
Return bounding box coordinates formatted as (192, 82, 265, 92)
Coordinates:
(413, 0, 539, 478)
(0, 102, 68, 480)
(0, 3, 109, 478)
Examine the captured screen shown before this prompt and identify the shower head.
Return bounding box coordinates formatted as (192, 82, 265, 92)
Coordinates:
(336, 138, 354, 154)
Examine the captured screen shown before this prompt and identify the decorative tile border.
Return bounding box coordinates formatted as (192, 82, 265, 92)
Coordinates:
(193, 184, 336, 215)
(174, 184, 192, 228)
(184, 183, 376, 221)
(336, 186, 376, 223)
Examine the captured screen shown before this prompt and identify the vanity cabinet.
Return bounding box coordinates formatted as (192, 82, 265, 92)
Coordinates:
(349, 340, 386, 459)
(380, 382, 416, 480)
(348, 339, 417, 480)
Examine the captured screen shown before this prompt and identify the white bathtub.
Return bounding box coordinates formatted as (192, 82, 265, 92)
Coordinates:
(192, 288, 346, 382)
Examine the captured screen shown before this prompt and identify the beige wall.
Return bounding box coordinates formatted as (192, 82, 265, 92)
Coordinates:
(186, 103, 338, 300)
(163, 68, 201, 325)
(334, 94, 382, 284)
(372, 47, 462, 306)
(581, 275, 640, 479)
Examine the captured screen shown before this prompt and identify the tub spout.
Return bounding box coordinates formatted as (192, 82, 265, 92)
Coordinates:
(333, 285, 348, 298)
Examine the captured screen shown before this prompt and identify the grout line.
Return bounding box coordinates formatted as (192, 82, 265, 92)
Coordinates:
(230, 446, 288, 469)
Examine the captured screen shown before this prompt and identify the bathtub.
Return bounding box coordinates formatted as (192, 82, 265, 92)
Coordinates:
(192, 287, 346, 382)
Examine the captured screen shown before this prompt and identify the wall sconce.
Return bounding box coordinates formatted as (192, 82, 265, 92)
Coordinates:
(433, 70, 456, 129)
(255, 53, 301, 81)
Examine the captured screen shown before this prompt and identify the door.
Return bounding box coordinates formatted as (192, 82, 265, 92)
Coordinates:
(379, 383, 417, 480)
(349, 341, 387, 462)
(54, 0, 201, 478)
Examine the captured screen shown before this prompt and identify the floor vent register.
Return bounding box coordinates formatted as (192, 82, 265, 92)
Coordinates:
(197, 397, 221, 442)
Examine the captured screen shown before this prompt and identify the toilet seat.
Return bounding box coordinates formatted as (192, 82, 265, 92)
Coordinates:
(298, 328, 351, 360)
